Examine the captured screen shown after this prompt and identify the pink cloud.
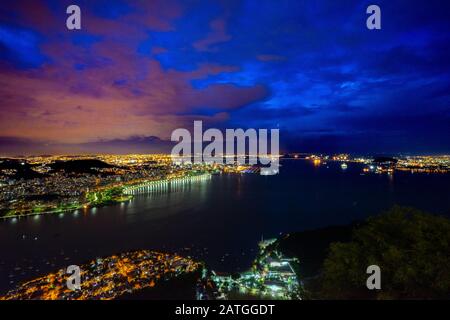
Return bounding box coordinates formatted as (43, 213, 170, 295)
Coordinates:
(193, 18, 232, 52)
(256, 54, 286, 62)
(151, 47, 169, 55)
(0, 2, 268, 144)
(0, 41, 267, 144)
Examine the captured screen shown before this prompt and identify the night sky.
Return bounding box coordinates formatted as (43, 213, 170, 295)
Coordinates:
(0, 0, 449, 155)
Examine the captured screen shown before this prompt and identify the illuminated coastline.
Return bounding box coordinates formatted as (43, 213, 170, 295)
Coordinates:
(2, 154, 450, 219)
(0, 250, 200, 300)
(123, 173, 212, 195)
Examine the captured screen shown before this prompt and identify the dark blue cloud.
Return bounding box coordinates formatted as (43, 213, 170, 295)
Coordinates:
(1, 0, 449, 154)
(0, 25, 47, 68)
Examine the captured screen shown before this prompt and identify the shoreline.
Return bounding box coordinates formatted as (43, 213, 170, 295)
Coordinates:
(1, 173, 212, 221)
(0, 196, 133, 221)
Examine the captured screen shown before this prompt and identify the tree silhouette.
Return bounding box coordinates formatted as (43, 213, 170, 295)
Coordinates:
(320, 206, 450, 299)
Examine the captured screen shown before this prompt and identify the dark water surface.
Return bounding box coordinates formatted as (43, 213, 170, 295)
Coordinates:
(1, 159, 450, 293)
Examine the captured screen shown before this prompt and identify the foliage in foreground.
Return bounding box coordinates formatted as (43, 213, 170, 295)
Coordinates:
(319, 206, 450, 299)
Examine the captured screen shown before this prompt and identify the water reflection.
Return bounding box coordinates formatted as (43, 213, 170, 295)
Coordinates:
(1, 161, 449, 293)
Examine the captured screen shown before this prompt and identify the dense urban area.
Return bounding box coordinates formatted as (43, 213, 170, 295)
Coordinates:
(0, 250, 200, 300)
(1, 154, 449, 300)
(0, 154, 251, 218)
(0, 241, 301, 300)
(1, 154, 450, 218)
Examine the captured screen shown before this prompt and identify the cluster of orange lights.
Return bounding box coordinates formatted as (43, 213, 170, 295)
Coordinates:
(0, 250, 200, 300)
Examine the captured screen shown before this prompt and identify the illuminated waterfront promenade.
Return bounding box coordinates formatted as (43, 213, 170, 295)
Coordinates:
(123, 173, 212, 195)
